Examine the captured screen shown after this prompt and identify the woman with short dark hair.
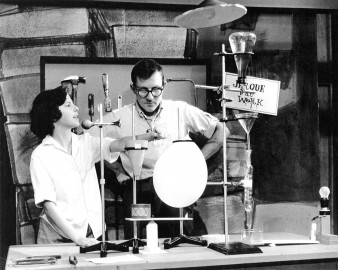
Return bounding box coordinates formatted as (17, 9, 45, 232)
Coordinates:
(30, 86, 159, 246)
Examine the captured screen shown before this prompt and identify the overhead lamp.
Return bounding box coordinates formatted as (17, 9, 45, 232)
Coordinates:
(174, 0, 247, 29)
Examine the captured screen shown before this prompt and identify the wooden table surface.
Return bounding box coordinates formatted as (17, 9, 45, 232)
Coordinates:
(5, 233, 338, 270)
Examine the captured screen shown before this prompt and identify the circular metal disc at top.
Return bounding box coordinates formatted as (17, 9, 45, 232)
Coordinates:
(174, 4, 247, 29)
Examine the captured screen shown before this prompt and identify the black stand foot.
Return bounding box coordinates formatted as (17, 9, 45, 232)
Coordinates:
(208, 242, 262, 255)
(80, 241, 129, 257)
(163, 234, 207, 249)
(117, 238, 147, 254)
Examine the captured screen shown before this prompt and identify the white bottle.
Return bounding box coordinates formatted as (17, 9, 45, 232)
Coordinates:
(145, 221, 160, 253)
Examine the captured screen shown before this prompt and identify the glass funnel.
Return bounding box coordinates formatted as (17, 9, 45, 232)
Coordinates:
(235, 112, 258, 150)
(229, 32, 256, 85)
(229, 32, 256, 54)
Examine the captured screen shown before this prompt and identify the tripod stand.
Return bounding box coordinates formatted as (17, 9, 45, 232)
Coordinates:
(163, 208, 207, 249)
(80, 104, 128, 257)
(116, 139, 148, 254)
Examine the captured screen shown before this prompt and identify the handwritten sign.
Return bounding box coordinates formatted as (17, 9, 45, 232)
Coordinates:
(225, 73, 281, 115)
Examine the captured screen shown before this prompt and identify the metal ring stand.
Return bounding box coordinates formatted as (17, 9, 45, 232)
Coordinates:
(203, 45, 262, 255)
(80, 104, 128, 257)
(116, 145, 148, 254)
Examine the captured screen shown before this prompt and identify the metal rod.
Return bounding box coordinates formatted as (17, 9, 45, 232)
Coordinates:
(207, 181, 242, 186)
(117, 95, 122, 109)
(132, 105, 135, 140)
(178, 107, 184, 235)
(195, 84, 219, 90)
(98, 104, 105, 244)
(221, 44, 229, 246)
(178, 107, 180, 140)
(195, 84, 255, 93)
(133, 175, 138, 240)
(247, 132, 251, 151)
(179, 208, 183, 235)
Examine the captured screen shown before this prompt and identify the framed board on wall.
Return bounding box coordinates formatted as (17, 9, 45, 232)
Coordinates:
(40, 57, 210, 124)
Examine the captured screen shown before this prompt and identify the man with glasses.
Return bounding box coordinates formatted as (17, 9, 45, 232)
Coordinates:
(98, 59, 226, 239)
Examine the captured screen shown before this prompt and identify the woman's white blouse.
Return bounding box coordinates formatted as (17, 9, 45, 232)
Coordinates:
(30, 133, 118, 239)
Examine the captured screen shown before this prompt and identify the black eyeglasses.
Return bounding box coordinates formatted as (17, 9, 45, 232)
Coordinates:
(133, 85, 164, 98)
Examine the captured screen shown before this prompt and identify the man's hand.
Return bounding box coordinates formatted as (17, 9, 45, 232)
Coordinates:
(147, 129, 166, 141)
(137, 130, 166, 141)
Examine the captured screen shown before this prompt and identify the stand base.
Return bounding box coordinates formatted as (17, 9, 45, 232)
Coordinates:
(208, 242, 262, 255)
(316, 233, 338, 245)
(80, 241, 129, 257)
(117, 238, 147, 254)
(143, 246, 166, 254)
(163, 234, 207, 249)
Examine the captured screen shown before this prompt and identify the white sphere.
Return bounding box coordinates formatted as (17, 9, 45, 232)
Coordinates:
(153, 140, 208, 208)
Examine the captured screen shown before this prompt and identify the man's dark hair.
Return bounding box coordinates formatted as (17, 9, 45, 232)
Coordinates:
(131, 59, 164, 85)
(30, 86, 68, 139)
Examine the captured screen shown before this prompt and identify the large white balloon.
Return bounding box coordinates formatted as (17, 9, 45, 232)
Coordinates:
(153, 140, 208, 208)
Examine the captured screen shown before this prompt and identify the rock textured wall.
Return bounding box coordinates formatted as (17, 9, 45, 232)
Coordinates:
(0, 6, 187, 118)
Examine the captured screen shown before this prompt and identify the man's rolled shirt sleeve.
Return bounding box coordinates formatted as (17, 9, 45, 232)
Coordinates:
(183, 103, 219, 139)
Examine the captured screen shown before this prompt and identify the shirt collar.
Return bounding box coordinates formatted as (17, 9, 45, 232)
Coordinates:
(41, 133, 79, 156)
(135, 101, 164, 120)
(41, 135, 60, 149)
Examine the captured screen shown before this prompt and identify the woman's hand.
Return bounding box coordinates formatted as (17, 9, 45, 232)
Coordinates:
(74, 236, 100, 247)
(43, 201, 100, 247)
